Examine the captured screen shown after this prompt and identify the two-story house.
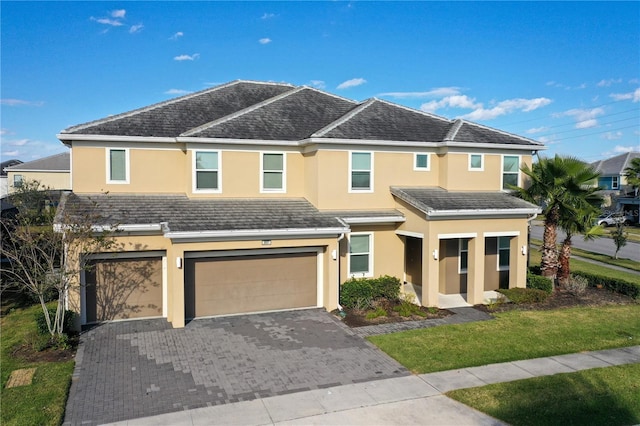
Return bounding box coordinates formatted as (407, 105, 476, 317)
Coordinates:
(4, 152, 71, 193)
(56, 80, 543, 328)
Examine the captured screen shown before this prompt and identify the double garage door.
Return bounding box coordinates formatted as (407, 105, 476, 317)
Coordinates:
(185, 251, 318, 319)
(85, 257, 163, 323)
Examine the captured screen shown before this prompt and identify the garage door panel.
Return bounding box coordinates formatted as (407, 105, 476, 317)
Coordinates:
(186, 252, 317, 318)
(86, 257, 163, 322)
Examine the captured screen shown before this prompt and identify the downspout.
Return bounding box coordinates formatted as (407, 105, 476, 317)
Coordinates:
(526, 213, 539, 269)
(335, 218, 349, 317)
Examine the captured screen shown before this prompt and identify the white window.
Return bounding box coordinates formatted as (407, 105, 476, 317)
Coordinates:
(469, 154, 484, 171)
(612, 176, 619, 190)
(498, 236, 510, 271)
(349, 233, 373, 277)
(459, 239, 469, 274)
(261, 153, 285, 192)
(502, 155, 520, 190)
(193, 150, 221, 192)
(13, 174, 23, 188)
(350, 152, 373, 192)
(107, 148, 129, 184)
(414, 153, 430, 171)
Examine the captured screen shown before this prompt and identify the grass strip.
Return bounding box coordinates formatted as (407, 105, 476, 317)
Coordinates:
(447, 364, 640, 426)
(1, 304, 74, 426)
(368, 305, 640, 374)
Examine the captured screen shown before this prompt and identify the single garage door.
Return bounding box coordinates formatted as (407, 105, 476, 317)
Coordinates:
(85, 257, 163, 323)
(185, 252, 317, 318)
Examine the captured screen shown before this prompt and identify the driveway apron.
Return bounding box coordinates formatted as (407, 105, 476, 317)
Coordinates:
(63, 309, 408, 425)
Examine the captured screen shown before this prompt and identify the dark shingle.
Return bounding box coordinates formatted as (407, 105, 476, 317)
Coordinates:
(391, 187, 540, 214)
(451, 121, 542, 147)
(6, 152, 70, 172)
(58, 193, 345, 232)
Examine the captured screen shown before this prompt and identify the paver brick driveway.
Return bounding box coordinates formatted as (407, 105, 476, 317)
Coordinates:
(63, 309, 408, 425)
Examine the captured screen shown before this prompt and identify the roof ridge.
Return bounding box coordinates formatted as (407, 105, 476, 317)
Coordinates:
(453, 119, 544, 146)
(444, 119, 464, 141)
(311, 98, 376, 137)
(60, 80, 295, 134)
(371, 97, 454, 124)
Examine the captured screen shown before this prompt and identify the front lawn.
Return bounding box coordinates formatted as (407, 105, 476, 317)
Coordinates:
(368, 305, 640, 374)
(1, 303, 74, 426)
(447, 363, 640, 426)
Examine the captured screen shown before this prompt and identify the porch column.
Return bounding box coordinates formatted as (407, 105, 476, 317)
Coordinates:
(168, 247, 185, 328)
(510, 236, 526, 288)
(421, 233, 439, 307)
(467, 236, 485, 305)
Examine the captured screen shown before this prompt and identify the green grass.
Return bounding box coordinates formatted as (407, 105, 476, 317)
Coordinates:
(570, 247, 640, 272)
(447, 363, 640, 426)
(368, 305, 640, 374)
(1, 302, 74, 426)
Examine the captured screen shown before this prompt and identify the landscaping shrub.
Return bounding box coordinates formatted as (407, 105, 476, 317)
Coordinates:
(498, 288, 549, 304)
(339, 275, 402, 308)
(365, 306, 388, 320)
(571, 271, 640, 299)
(393, 293, 426, 317)
(527, 272, 553, 294)
(35, 308, 76, 336)
(564, 274, 588, 295)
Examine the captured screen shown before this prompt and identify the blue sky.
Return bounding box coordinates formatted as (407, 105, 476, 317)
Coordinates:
(2, 1, 639, 163)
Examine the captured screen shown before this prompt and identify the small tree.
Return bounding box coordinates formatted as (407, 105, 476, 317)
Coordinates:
(623, 157, 640, 197)
(610, 221, 628, 260)
(0, 180, 116, 338)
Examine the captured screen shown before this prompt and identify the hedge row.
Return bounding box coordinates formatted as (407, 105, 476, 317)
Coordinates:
(340, 275, 401, 309)
(526, 272, 553, 294)
(572, 271, 640, 300)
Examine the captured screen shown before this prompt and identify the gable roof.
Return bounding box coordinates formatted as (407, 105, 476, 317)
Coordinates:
(58, 80, 545, 150)
(57, 193, 348, 239)
(391, 186, 540, 217)
(591, 152, 640, 176)
(5, 152, 70, 172)
(1, 159, 22, 176)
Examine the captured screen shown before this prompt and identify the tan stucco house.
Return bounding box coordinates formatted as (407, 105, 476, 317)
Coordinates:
(5, 152, 71, 193)
(56, 80, 543, 328)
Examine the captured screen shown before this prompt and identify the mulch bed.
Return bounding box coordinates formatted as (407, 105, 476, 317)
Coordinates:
(339, 299, 452, 328)
(11, 336, 78, 363)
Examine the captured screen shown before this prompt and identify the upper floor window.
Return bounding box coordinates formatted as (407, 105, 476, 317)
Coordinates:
(13, 174, 23, 188)
(349, 233, 372, 277)
(261, 153, 285, 192)
(350, 152, 372, 192)
(459, 238, 469, 274)
(612, 176, 619, 190)
(469, 154, 484, 171)
(414, 153, 430, 171)
(498, 236, 510, 271)
(194, 150, 220, 192)
(502, 155, 520, 190)
(107, 148, 129, 184)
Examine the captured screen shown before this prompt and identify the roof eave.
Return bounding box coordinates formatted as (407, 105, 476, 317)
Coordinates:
(57, 133, 177, 144)
(164, 226, 350, 242)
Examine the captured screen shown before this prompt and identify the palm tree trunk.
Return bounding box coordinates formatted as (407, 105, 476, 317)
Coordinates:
(541, 206, 560, 283)
(557, 234, 572, 286)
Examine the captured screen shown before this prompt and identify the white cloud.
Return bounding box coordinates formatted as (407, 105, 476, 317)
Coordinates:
(613, 145, 640, 153)
(0, 128, 9, 135)
(174, 53, 200, 61)
(3, 150, 19, 156)
(310, 80, 326, 89)
(261, 13, 275, 20)
(170, 31, 184, 40)
(379, 87, 461, 99)
(0, 98, 44, 107)
(91, 16, 123, 26)
(422, 95, 551, 120)
(259, 38, 272, 45)
(575, 119, 598, 129)
(420, 95, 480, 113)
(527, 126, 548, 134)
(597, 78, 622, 87)
(111, 9, 126, 19)
(129, 23, 144, 34)
(10, 139, 29, 146)
(337, 78, 367, 90)
(610, 87, 640, 102)
(164, 89, 191, 95)
(554, 107, 605, 129)
(603, 131, 623, 140)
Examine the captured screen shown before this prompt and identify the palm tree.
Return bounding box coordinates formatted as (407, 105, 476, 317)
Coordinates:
(623, 157, 640, 197)
(513, 155, 602, 282)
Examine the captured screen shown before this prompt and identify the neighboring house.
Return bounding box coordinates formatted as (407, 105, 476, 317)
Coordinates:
(56, 80, 543, 329)
(4, 152, 71, 193)
(0, 159, 23, 197)
(591, 152, 640, 196)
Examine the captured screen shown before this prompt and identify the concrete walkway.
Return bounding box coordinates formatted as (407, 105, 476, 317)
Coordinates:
(105, 345, 640, 426)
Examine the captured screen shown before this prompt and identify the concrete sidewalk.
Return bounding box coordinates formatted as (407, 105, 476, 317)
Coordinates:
(104, 345, 640, 426)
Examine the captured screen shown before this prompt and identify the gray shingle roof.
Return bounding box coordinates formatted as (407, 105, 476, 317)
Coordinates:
(58, 193, 346, 233)
(61, 81, 294, 137)
(6, 152, 70, 172)
(391, 187, 540, 215)
(591, 152, 640, 176)
(186, 87, 358, 140)
(449, 120, 543, 147)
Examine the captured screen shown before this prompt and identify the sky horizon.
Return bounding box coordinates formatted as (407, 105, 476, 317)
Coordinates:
(2, 1, 638, 165)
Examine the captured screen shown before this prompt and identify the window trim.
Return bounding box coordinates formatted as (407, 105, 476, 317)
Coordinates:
(468, 154, 484, 171)
(192, 149, 222, 193)
(612, 176, 619, 190)
(501, 154, 521, 191)
(13, 174, 23, 188)
(414, 153, 430, 171)
(497, 236, 511, 271)
(348, 232, 373, 278)
(260, 152, 286, 193)
(459, 238, 469, 274)
(349, 151, 374, 193)
(106, 148, 130, 184)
